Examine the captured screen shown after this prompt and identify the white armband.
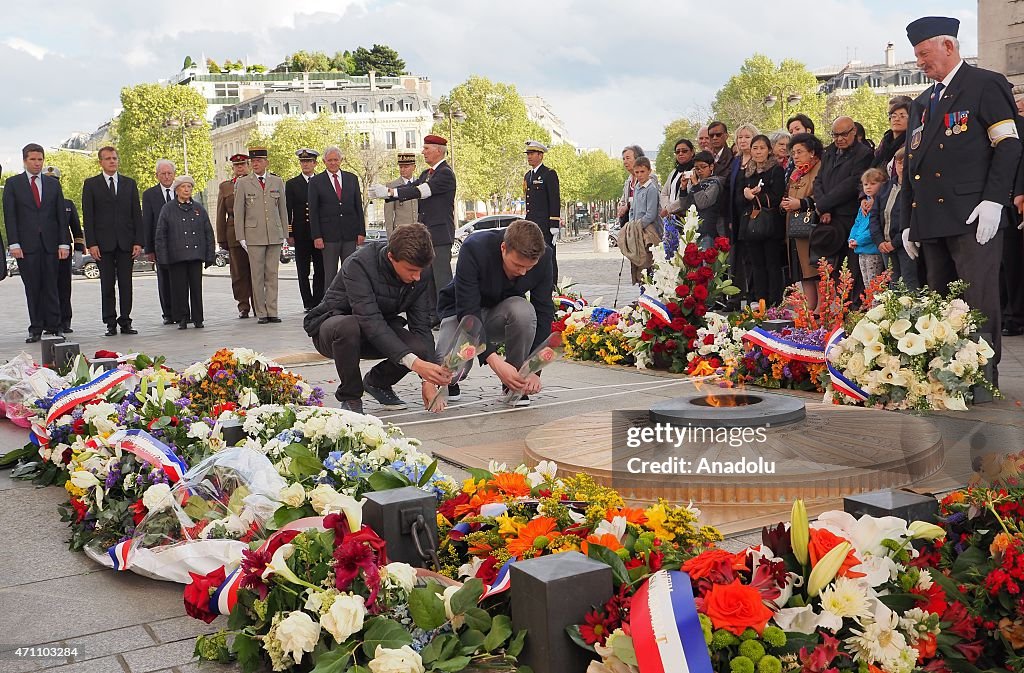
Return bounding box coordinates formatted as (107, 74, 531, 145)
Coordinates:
(988, 119, 1019, 146)
(417, 183, 432, 199)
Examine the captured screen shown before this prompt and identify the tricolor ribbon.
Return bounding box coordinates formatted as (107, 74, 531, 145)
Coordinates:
(742, 326, 826, 363)
(36, 368, 134, 446)
(554, 295, 585, 312)
(112, 429, 189, 483)
(448, 522, 475, 541)
(638, 294, 672, 325)
(108, 539, 133, 571)
(631, 570, 713, 673)
(480, 557, 515, 600)
(824, 328, 869, 402)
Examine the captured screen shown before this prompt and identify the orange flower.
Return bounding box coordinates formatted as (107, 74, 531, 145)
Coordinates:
(468, 540, 494, 557)
(809, 528, 864, 579)
(581, 533, 623, 557)
(453, 491, 504, 518)
(507, 517, 561, 558)
(489, 472, 531, 497)
(681, 548, 746, 581)
(915, 633, 938, 662)
(606, 507, 648, 526)
(702, 579, 774, 635)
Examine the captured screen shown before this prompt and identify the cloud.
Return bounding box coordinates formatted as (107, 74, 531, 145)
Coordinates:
(2, 37, 51, 60)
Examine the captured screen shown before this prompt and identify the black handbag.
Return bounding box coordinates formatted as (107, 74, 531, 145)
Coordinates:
(744, 196, 778, 241)
(786, 209, 817, 239)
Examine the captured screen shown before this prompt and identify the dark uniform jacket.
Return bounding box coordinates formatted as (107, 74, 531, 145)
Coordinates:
(154, 199, 215, 266)
(2, 173, 70, 253)
(216, 178, 242, 248)
(286, 174, 313, 241)
(303, 242, 433, 364)
(392, 160, 457, 246)
(142, 184, 174, 254)
(82, 173, 143, 252)
(308, 170, 365, 242)
(64, 199, 85, 252)
(436, 229, 554, 363)
(813, 141, 874, 234)
(901, 62, 1023, 241)
(524, 163, 561, 244)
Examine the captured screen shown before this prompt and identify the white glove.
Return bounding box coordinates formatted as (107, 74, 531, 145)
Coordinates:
(368, 184, 389, 199)
(902, 229, 919, 260)
(239, 240, 247, 251)
(966, 199, 1004, 245)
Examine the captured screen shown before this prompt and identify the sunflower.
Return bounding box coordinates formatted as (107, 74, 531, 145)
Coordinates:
(507, 517, 561, 558)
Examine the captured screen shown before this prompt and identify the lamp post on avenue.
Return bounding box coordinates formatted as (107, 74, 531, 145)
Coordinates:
(763, 93, 803, 129)
(432, 100, 466, 172)
(163, 112, 204, 174)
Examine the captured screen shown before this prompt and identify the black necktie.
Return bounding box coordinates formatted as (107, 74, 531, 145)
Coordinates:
(259, 176, 265, 190)
(929, 82, 945, 121)
(165, 188, 171, 203)
(108, 176, 116, 197)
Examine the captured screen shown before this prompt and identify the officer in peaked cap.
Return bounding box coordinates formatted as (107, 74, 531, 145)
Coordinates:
(44, 165, 86, 332)
(216, 153, 255, 317)
(234, 146, 288, 323)
(287, 148, 324, 310)
(900, 15, 1023, 378)
(383, 152, 419, 237)
(524, 139, 561, 284)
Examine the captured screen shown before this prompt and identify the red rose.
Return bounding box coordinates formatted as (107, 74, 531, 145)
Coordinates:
(72, 418, 86, 434)
(670, 318, 686, 331)
(694, 304, 708, 317)
(675, 285, 689, 297)
(683, 252, 702, 267)
(703, 248, 718, 263)
(184, 566, 226, 623)
(640, 330, 653, 342)
(702, 579, 774, 635)
(703, 334, 715, 345)
(667, 302, 680, 316)
(698, 266, 714, 280)
(685, 271, 700, 282)
(684, 243, 699, 256)
(692, 285, 709, 301)
(683, 325, 698, 338)
(682, 296, 697, 310)
(664, 340, 677, 351)
(714, 236, 731, 252)
(652, 342, 665, 353)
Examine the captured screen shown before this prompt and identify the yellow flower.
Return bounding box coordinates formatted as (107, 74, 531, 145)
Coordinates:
(462, 478, 486, 495)
(644, 502, 675, 542)
(496, 513, 524, 537)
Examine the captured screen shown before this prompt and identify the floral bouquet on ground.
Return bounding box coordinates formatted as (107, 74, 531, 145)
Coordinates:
(684, 311, 747, 377)
(561, 307, 635, 366)
(826, 281, 996, 410)
(500, 333, 563, 406)
(192, 500, 528, 673)
(428, 315, 484, 412)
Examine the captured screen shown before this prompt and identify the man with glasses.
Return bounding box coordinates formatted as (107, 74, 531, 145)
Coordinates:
(707, 121, 732, 177)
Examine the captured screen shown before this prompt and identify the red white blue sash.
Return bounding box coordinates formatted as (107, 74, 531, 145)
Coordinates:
(108, 539, 133, 571)
(112, 429, 188, 483)
(742, 327, 825, 363)
(554, 295, 586, 312)
(480, 557, 515, 600)
(638, 294, 672, 325)
(631, 570, 713, 673)
(34, 368, 134, 446)
(825, 328, 868, 402)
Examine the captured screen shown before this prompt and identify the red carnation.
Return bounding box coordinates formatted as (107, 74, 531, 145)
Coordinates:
(698, 266, 714, 280)
(684, 243, 699, 256)
(652, 342, 664, 353)
(670, 318, 686, 331)
(702, 248, 719, 263)
(714, 236, 731, 252)
(667, 302, 680, 316)
(686, 271, 700, 282)
(682, 296, 697, 310)
(675, 285, 689, 297)
(475, 556, 500, 584)
(184, 566, 226, 623)
(694, 304, 708, 317)
(704, 334, 715, 345)
(687, 338, 697, 349)
(683, 324, 698, 338)
(692, 285, 709, 301)
(665, 339, 678, 351)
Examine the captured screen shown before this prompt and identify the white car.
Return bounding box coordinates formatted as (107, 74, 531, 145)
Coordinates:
(451, 214, 521, 256)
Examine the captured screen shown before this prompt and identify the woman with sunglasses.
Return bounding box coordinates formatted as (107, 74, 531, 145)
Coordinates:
(660, 138, 695, 217)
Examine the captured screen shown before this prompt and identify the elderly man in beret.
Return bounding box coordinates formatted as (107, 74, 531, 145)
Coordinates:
(369, 134, 456, 326)
(900, 16, 1023, 377)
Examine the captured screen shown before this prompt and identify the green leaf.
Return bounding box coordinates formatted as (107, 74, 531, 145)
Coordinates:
(951, 545, 987, 577)
(877, 593, 922, 611)
(566, 625, 596, 654)
(432, 656, 473, 671)
(309, 647, 350, 673)
(151, 415, 171, 430)
(483, 614, 512, 652)
(463, 607, 491, 632)
(285, 443, 325, 479)
(585, 543, 630, 586)
(420, 634, 455, 665)
(417, 460, 439, 487)
(517, 666, 535, 673)
(361, 617, 413, 659)
(233, 633, 260, 673)
(466, 467, 493, 483)
(227, 599, 249, 631)
(368, 469, 410, 491)
(929, 569, 970, 606)
(458, 629, 486, 654)
(0, 445, 36, 468)
(273, 504, 314, 529)
(611, 633, 637, 666)
(409, 587, 448, 630)
(450, 578, 484, 615)
(507, 629, 527, 658)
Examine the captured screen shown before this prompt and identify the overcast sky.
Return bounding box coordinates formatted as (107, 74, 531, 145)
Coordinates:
(0, 0, 978, 172)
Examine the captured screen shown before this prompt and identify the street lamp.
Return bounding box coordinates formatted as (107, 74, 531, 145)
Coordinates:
(163, 113, 204, 174)
(763, 93, 803, 128)
(432, 101, 466, 172)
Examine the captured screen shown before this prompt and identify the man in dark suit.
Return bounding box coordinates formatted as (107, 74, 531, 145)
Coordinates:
(307, 145, 365, 290)
(708, 121, 734, 178)
(369, 134, 457, 325)
(287, 148, 325, 310)
(900, 16, 1023, 372)
(43, 166, 85, 333)
(82, 146, 144, 336)
(142, 159, 177, 324)
(3, 144, 71, 341)
(524, 140, 562, 284)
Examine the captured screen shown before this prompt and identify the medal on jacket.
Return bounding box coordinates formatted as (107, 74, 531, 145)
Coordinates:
(910, 124, 923, 150)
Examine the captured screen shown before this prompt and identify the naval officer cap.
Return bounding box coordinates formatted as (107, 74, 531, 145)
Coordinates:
(906, 16, 960, 46)
(43, 166, 61, 178)
(524, 140, 549, 153)
(295, 148, 319, 160)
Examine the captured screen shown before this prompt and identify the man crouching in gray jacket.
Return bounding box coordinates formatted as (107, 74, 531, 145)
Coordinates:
(304, 222, 452, 413)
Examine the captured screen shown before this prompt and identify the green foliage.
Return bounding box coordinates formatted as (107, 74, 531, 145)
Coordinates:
(544, 144, 582, 207)
(579, 150, 627, 202)
(827, 85, 890, 145)
(351, 44, 406, 77)
(183, 55, 194, 69)
(40, 150, 99, 215)
(712, 54, 825, 134)
(248, 114, 351, 180)
(655, 117, 700, 180)
(409, 587, 447, 630)
(206, 58, 220, 73)
(289, 50, 331, 73)
(360, 617, 413, 659)
(116, 84, 214, 193)
(331, 50, 355, 75)
(246, 64, 268, 74)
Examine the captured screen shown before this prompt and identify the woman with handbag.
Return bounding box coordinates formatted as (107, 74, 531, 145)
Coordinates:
(780, 133, 824, 312)
(741, 135, 786, 305)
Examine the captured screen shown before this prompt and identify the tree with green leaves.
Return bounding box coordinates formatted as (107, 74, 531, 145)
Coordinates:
(205, 58, 220, 73)
(352, 45, 406, 77)
(246, 114, 352, 180)
(826, 85, 890, 145)
(42, 150, 100, 214)
(544, 144, 584, 208)
(580, 150, 627, 202)
(115, 84, 214, 193)
(183, 56, 195, 69)
(655, 117, 700, 181)
(288, 50, 331, 73)
(330, 50, 355, 75)
(245, 63, 268, 74)
(711, 54, 825, 134)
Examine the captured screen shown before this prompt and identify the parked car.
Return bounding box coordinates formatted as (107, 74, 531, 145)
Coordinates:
(452, 214, 520, 256)
(74, 252, 155, 279)
(215, 248, 229, 267)
(6, 254, 17, 277)
(607, 221, 621, 247)
(360, 229, 388, 246)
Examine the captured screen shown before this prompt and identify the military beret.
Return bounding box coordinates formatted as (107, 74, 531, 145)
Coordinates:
(296, 148, 319, 160)
(423, 134, 448, 146)
(43, 166, 61, 178)
(229, 153, 249, 164)
(248, 147, 269, 158)
(524, 140, 548, 153)
(397, 152, 417, 165)
(906, 16, 959, 47)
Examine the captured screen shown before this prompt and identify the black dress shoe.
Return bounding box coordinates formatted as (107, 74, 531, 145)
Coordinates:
(194, 322, 204, 328)
(178, 321, 188, 330)
(104, 326, 118, 336)
(257, 317, 270, 324)
(162, 318, 175, 325)
(63, 326, 74, 334)
(25, 334, 41, 343)
(268, 317, 282, 323)
(121, 327, 138, 335)
(239, 312, 250, 319)
(1003, 323, 1023, 337)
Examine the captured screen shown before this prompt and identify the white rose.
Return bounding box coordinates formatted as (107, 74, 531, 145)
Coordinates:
(275, 611, 320, 664)
(897, 333, 927, 356)
(369, 645, 425, 673)
(384, 562, 417, 594)
(911, 380, 931, 398)
(278, 483, 306, 508)
(441, 585, 466, 629)
(850, 320, 881, 345)
(865, 305, 886, 322)
(930, 320, 956, 345)
(142, 483, 174, 513)
(186, 421, 212, 440)
(846, 352, 867, 377)
(361, 424, 388, 448)
(948, 361, 966, 378)
(320, 594, 366, 643)
(889, 318, 912, 339)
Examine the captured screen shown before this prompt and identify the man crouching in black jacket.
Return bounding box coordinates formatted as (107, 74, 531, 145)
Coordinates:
(304, 223, 452, 414)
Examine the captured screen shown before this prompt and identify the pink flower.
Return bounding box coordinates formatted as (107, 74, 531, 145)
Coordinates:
(458, 344, 478, 360)
(538, 348, 555, 363)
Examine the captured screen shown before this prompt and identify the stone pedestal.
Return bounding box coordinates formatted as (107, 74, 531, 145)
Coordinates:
(761, 319, 795, 332)
(362, 486, 438, 567)
(90, 357, 119, 371)
(40, 335, 65, 366)
(219, 418, 245, 447)
(52, 343, 80, 371)
(593, 230, 609, 253)
(843, 489, 938, 522)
